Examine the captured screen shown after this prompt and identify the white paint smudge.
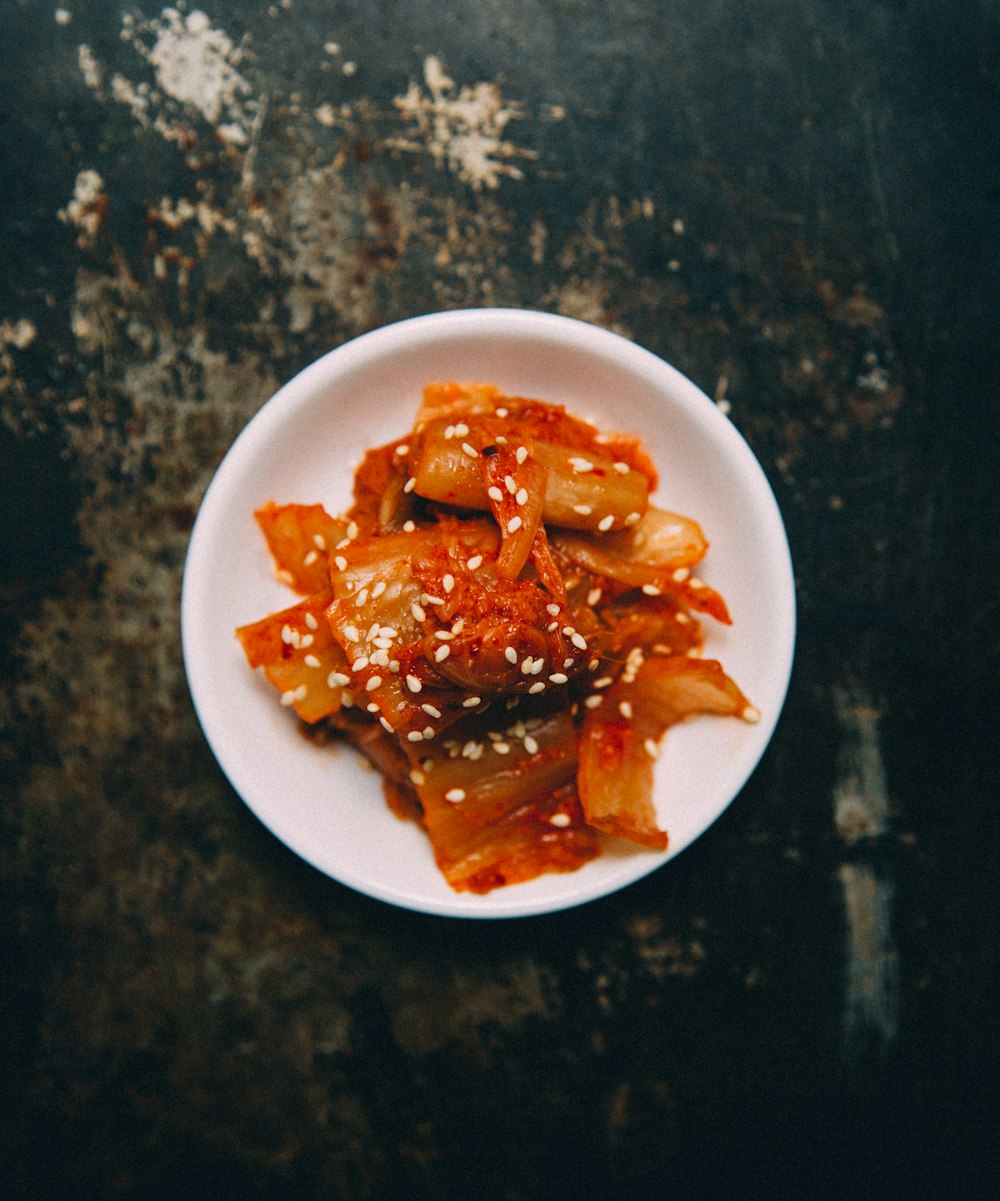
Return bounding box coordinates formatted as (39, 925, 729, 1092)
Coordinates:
(58, 169, 106, 245)
(833, 684, 898, 1061)
(391, 55, 533, 190)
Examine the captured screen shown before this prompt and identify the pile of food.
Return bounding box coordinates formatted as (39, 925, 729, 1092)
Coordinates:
(237, 382, 756, 894)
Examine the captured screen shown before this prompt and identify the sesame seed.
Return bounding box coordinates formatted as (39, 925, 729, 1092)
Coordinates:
(372, 636, 393, 650)
(487, 485, 504, 502)
(507, 516, 523, 533)
(531, 658, 545, 675)
(409, 769, 425, 786)
(589, 658, 600, 670)
(444, 424, 455, 440)
(625, 512, 641, 525)
(366, 622, 380, 640)
(340, 692, 354, 708)
(451, 619, 465, 633)
(304, 654, 321, 668)
(671, 567, 690, 583)
(593, 676, 613, 689)
(613, 461, 630, 474)
(584, 695, 603, 709)
(280, 625, 295, 645)
(389, 660, 400, 673)
(463, 695, 482, 708)
(642, 583, 662, 596)
(520, 656, 535, 675)
(355, 587, 369, 607)
(346, 521, 359, 540)
(351, 656, 369, 671)
(689, 577, 705, 590)
(327, 671, 351, 688)
(495, 407, 509, 418)
(495, 434, 507, 444)
(335, 538, 351, 551)
(462, 442, 478, 458)
(367, 702, 380, 713)
(675, 612, 691, 624)
(370, 650, 389, 667)
(305, 612, 319, 630)
(568, 456, 594, 473)
(619, 701, 633, 719)
(505, 474, 517, 494)
(380, 716, 394, 733)
(572, 504, 593, 516)
(379, 626, 398, 639)
(411, 602, 426, 622)
(546, 604, 561, 616)
(547, 621, 559, 632)
(548, 672, 569, 684)
(743, 706, 762, 723)
(366, 676, 382, 692)
(504, 646, 518, 664)
(587, 587, 602, 605)
(407, 731, 424, 742)
(396, 443, 409, 456)
(466, 554, 483, 570)
(424, 595, 445, 606)
(403, 477, 416, 493)
(571, 632, 588, 650)
(597, 515, 615, 531)
(403, 520, 416, 532)
(334, 555, 348, 571)
(300, 633, 314, 648)
(371, 580, 387, 598)
(454, 422, 469, 437)
(280, 689, 296, 706)
(549, 813, 571, 827)
(434, 644, 451, 662)
(422, 726, 436, 739)
(406, 674, 422, 693)
(644, 738, 659, 758)
(442, 573, 455, 593)
(515, 487, 529, 505)
(515, 446, 528, 464)
(434, 630, 454, 641)
(563, 657, 575, 669)
(421, 703, 442, 718)
(493, 741, 511, 754)
(523, 735, 539, 754)
(528, 682, 545, 694)
(445, 788, 466, 803)
(304, 549, 319, 566)
(276, 569, 296, 586)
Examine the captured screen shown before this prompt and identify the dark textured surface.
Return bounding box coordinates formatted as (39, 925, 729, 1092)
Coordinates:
(2, 2, 998, 1197)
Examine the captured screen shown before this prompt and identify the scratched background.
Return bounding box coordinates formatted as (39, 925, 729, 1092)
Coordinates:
(2, 1, 998, 1198)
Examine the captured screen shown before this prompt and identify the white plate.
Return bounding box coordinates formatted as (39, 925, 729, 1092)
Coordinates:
(181, 309, 795, 918)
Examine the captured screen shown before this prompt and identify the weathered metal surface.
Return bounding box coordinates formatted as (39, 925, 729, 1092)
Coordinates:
(2, 1, 997, 1197)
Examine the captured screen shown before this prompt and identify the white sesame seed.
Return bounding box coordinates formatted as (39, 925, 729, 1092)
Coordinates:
(403, 477, 416, 493)
(280, 624, 294, 645)
(434, 630, 454, 641)
(334, 555, 348, 571)
(280, 689, 296, 706)
(493, 741, 511, 754)
(379, 626, 397, 639)
(380, 716, 394, 732)
(549, 813, 571, 827)
(442, 573, 455, 594)
(422, 726, 436, 739)
(327, 671, 351, 688)
(548, 672, 569, 684)
(366, 676, 382, 692)
(451, 619, 465, 633)
(304, 654, 321, 668)
(743, 706, 762, 723)
(597, 515, 615, 531)
(572, 504, 593, 516)
(487, 485, 504, 502)
(523, 735, 539, 754)
(504, 646, 518, 664)
(547, 621, 559, 632)
(520, 656, 535, 675)
(305, 612, 319, 630)
(424, 595, 445, 606)
(421, 703, 442, 719)
(689, 576, 705, 590)
(434, 644, 451, 662)
(276, 569, 295, 586)
(613, 461, 630, 474)
(625, 512, 641, 525)
(407, 731, 424, 742)
(528, 682, 545, 694)
(351, 656, 369, 671)
(462, 442, 478, 458)
(644, 738, 659, 758)
(403, 520, 416, 532)
(530, 658, 545, 675)
(507, 516, 523, 533)
(370, 650, 390, 667)
(340, 692, 354, 708)
(366, 622, 380, 640)
(300, 633, 314, 648)
(505, 474, 517, 494)
(571, 632, 588, 650)
(409, 769, 425, 786)
(411, 602, 426, 622)
(593, 676, 613, 689)
(335, 539, 351, 551)
(346, 521, 359, 540)
(304, 549, 319, 566)
(546, 603, 561, 616)
(444, 424, 455, 440)
(676, 612, 691, 624)
(445, 788, 466, 803)
(466, 554, 483, 570)
(562, 626, 575, 637)
(642, 584, 662, 596)
(568, 457, 594, 473)
(405, 674, 422, 693)
(619, 700, 633, 719)
(495, 435, 508, 444)
(355, 587, 369, 607)
(463, 696, 482, 708)
(515, 487, 529, 505)
(454, 423, 469, 437)
(515, 445, 528, 464)
(495, 407, 509, 418)
(396, 443, 409, 456)
(371, 580, 387, 598)
(584, 695, 603, 709)
(587, 588, 602, 605)
(366, 702, 380, 713)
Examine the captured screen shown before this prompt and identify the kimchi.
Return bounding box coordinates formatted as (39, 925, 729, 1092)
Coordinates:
(237, 382, 758, 893)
